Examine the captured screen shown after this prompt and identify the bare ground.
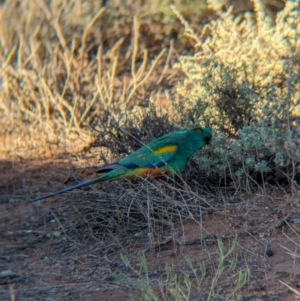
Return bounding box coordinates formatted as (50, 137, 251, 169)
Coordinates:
(1, 151, 300, 301)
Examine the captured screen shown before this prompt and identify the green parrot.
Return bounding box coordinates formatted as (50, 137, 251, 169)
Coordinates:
(31, 127, 212, 202)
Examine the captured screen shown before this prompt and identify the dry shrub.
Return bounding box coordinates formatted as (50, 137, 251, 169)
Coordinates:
(36, 176, 218, 253)
(171, 0, 300, 192)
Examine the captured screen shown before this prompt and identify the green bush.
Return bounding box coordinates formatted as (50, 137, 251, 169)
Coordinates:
(171, 0, 300, 191)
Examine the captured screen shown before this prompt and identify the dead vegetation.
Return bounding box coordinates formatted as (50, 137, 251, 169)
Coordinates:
(1, 0, 300, 300)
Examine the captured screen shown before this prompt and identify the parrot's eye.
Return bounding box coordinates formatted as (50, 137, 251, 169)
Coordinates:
(205, 136, 211, 144)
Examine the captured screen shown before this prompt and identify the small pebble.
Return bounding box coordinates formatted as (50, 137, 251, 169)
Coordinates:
(265, 248, 273, 257)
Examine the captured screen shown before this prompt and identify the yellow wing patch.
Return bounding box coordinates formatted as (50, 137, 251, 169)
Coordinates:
(154, 145, 177, 155)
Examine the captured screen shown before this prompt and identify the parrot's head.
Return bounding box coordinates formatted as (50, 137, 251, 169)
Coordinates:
(192, 127, 212, 146)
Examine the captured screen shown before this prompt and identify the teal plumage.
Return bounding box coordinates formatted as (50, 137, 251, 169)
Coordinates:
(31, 127, 212, 202)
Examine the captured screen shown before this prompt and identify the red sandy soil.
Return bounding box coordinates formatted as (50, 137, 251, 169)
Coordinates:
(1, 157, 300, 301)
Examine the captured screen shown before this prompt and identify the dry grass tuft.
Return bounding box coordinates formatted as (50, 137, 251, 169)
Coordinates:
(34, 171, 217, 254)
(1, 0, 181, 160)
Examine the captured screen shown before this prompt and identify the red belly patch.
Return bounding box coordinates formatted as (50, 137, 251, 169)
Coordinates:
(137, 168, 168, 178)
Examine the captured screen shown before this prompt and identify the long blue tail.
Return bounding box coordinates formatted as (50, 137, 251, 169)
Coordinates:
(31, 168, 129, 203)
(30, 177, 104, 202)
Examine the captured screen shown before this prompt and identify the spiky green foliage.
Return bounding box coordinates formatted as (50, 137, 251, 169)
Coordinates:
(115, 236, 250, 300)
(172, 1, 300, 191)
